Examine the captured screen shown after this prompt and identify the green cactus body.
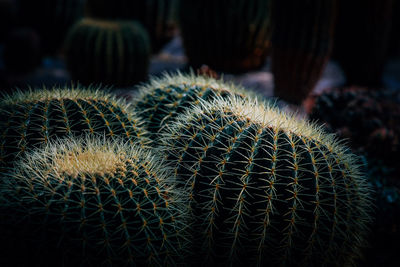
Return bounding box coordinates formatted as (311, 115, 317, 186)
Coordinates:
(179, 0, 271, 73)
(0, 87, 150, 169)
(133, 72, 247, 138)
(85, 0, 177, 53)
(271, 0, 336, 104)
(0, 137, 188, 266)
(65, 18, 150, 87)
(161, 96, 373, 266)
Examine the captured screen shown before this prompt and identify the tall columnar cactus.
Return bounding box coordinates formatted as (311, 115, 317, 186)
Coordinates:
(179, 0, 271, 73)
(19, 0, 85, 55)
(0, 137, 188, 266)
(133, 72, 247, 138)
(0, 87, 150, 170)
(271, 0, 336, 104)
(65, 18, 150, 88)
(85, 0, 177, 53)
(161, 96, 373, 266)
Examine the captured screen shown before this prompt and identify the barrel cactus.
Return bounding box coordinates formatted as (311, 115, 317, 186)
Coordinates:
(179, 0, 271, 73)
(65, 18, 150, 87)
(271, 0, 336, 104)
(0, 136, 189, 266)
(0, 87, 150, 170)
(133, 72, 247, 138)
(85, 0, 178, 53)
(161, 96, 373, 266)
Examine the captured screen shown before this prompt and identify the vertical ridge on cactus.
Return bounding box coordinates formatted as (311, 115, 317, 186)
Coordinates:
(133, 72, 248, 138)
(0, 87, 150, 169)
(0, 136, 189, 266)
(179, 0, 271, 73)
(160, 95, 373, 266)
(65, 18, 150, 87)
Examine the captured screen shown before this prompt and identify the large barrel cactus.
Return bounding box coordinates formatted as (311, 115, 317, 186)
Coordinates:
(161, 96, 373, 266)
(65, 18, 150, 87)
(271, 0, 336, 104)
(179, 0, 271, 73)
(0, 137, 188, 266)
(133, 72, 246, 138)
(0, 87, 150, 170)
(85, 0, 178, 52)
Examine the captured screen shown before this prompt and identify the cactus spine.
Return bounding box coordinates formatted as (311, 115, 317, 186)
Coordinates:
(65, 18, 150, 87)
(0, 87, 150, 169)
(0, 137, 188, 266)
(133, 72, 246, 138)
(161, 96, 373, 266)
(271, 0, 336, 104)
(85, 0, 177, 52)
(179, 0, 271, 73)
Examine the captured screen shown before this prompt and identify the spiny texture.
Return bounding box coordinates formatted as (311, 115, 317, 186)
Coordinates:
(179, 0, 271, 73)
(0, 137, 188, 266)
(161, 96, 373, 266)
(19, 0, 85, 55)
(65, 18, 150, 87)
(133, 72, 247, 138)
(85, 0, 177, 52)
(271, 0, 336, 104)
(0, 87, 150, 170)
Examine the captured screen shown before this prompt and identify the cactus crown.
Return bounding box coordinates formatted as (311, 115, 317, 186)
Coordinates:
(0, 136, 189, 266)
(161, 95, 373, 266)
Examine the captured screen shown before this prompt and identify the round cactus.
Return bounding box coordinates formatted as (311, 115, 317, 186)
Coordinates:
(0, 136, 189, 266)
(85, 0, 178, 53)
(65, 18, 151, 88)
(179, 0, 271, 73)
(161, 95, 373, 266)
(0, 87, 150, 170)
(133, 72, 247, 138)
(271, 0, 336, 104)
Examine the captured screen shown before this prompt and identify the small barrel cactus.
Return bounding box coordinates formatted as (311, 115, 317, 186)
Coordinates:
(271, 0, 336, 104)
(65, 18, 151, 88)
(85, 0, 178, 53)
(133, 72, 247, 138)
(161, 96, 373, 266)
(0, 87, 150, 169)
(179, 0, 271, 73)
(0, 136, 189, 266)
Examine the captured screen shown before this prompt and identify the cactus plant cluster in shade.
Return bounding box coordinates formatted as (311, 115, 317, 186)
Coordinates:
(160, 95, 373, 266)
(179, 0, 271, 73)
(85, 0, 178, 53)
(0, 87, 150, 170)
(270, 0, 336, 104)
(65, 18, 150, 88)
(133, 72, 248, 138)
(0, 137, 189, 266)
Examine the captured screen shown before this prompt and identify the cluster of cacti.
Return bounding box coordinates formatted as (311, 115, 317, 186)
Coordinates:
(133, 72, 247, 137)
(85, 0, 178, 53)
(160, 95, 373, 266)
(270, 0, 336, 104)
(0, 87, 150, 170)
(18, 0, 85, 55)
(332, 0, 394, 87)
(0, 137, 189, 266)
(64, 18, 150, 87)
(179, 0, 271, 73)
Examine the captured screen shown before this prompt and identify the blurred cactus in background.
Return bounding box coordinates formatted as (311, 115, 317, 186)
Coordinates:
(64, 18, 150, 88)
(271, 0, 337, 105)
(0, 137, 189, 266)
(162, 95, 373, 266)
(18, 0, 85, 56)
(332, 0, 394, 87)
(85, 0, 178, 53)
(179, 0, 271, 73)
